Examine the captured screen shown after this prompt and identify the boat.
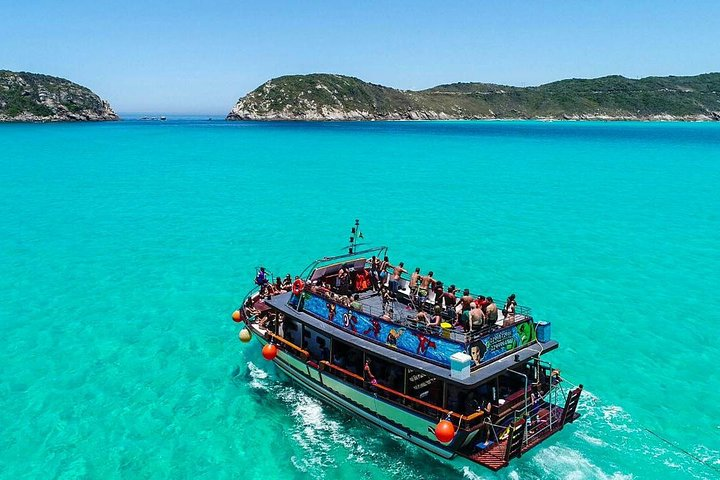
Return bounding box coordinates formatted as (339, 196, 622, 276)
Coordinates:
(231, 221, 583, 471)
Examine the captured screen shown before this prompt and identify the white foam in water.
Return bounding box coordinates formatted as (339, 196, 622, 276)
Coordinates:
(533, 445, 634, 480)
(246, 361, 269, 390)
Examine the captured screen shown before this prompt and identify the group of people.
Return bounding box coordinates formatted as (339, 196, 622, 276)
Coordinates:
(366, 258, 520, 333)
(255, 267, 298, 298)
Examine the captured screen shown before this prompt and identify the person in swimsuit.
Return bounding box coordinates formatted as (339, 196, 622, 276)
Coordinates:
(485, 297, 498, 326)
(409, 267, 421, 303)
(503, 293, 517, 326)
(418, 271, 436, 303)
(390, 262, 407, 298)
(469, 302, 486, 331)
(369, 256, 380, 291)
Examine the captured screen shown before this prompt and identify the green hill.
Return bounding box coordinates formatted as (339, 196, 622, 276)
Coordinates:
(0, 70, 118, 122)
(227, 73, 720, 121)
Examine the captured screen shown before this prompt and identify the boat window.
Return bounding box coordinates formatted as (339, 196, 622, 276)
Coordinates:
(331, 339, 363, 376)
(301, 325, 331, 361)
(283, 317, 302, 349)
(366, 354, 405, 392)
(406, 369, 443, 409)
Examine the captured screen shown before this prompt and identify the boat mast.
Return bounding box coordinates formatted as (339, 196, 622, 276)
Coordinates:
(348, 219, 360, 254)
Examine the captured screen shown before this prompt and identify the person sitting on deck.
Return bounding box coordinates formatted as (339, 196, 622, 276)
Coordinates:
(485, 297, 499, 326)
(274, 276, 283, 294)
(416, 310, 428, 325)
(350, 293, 363, 311)
(428, 305, 442, 328)
(469, 302, 486, 331)
(503, 293, 517, 326)
(255, 267, 269, 286)
(282, 274, 292, 291)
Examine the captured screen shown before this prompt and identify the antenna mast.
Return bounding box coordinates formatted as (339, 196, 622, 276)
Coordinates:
(348, 219, 360, 254)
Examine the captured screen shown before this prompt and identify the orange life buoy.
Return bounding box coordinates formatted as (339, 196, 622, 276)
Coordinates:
(292, 279, 305, 296)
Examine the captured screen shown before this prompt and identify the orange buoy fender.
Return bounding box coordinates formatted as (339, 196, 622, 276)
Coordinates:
(262, 343, 278, 360)
(292, 279, 305, 296)
(232, 310, 244, 322)
(434, 419, 455, 443)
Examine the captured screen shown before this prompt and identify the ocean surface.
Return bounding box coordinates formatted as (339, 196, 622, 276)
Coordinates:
(1, 119, 719, 480)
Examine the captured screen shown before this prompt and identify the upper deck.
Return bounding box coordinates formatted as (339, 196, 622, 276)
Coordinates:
(258, 249, 558, 385)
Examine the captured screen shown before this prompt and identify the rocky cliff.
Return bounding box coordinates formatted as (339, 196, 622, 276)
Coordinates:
(227, 73, 720, 121)
(0, 70, 118, 122)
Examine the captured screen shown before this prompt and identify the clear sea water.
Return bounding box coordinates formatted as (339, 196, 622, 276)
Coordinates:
(1, 119, 719, 480)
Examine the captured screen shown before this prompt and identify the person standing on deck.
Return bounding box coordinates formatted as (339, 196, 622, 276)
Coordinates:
(378, 256, 390, 287)
(390, 262, 407, 298)
(485, 297, 499, 327)
(409, 267, 421, 304)
(369, 256, 380, 291)
(503, 293, 517, 326)
(419, 271, 436, 304)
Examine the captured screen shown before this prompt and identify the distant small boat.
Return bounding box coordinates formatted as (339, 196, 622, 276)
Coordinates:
(160, 116, 167, 121)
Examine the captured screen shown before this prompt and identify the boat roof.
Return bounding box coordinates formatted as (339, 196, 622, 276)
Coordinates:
(265, 292, 558, 387)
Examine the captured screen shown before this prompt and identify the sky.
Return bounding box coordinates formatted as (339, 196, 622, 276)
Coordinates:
(2, 1, 719, 114)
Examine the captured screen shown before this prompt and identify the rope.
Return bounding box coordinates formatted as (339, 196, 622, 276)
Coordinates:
(642, 427, 720, 475)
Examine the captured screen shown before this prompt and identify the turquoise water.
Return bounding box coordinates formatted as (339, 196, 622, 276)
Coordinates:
(1, 120, 719, 479)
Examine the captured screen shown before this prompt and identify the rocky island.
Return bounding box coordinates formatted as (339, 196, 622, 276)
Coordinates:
(0, 70, 118, 122)
(227, 73, 720, 121)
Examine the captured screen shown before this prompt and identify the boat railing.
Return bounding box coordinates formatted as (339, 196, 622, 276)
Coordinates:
(319, 360, 486, 430)
(266, 330, 311, 360)
(305, 285, 532, 346)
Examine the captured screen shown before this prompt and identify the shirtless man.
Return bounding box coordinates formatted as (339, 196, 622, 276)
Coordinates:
(469, 302, 486, 331)
(409, 267, 421, 302)
(390, 262, 407, 297)
(485, 297, 499, 326)
(418, 271, 436, 302)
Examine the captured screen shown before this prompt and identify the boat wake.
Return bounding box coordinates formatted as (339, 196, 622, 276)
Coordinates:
(243, 363, 718, 479)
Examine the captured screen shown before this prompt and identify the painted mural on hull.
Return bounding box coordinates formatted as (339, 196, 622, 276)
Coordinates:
(300, 293, 538, 367)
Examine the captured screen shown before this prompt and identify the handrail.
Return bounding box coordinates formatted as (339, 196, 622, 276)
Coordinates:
(265, 331, 310, 359)
(319, 360, 485, 426)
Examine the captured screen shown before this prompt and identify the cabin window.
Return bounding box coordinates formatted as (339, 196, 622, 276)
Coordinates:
(406, 369, 443, 411)
(283, 317, 302, 349)
(365, 354, 405, 393)
(331, 339, 363, 376)
(301, 325, 331, 361)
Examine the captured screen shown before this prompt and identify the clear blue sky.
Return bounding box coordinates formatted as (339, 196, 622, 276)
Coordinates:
(2, 1, 719, 114)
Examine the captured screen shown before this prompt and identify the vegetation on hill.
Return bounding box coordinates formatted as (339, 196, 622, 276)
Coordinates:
(227, 73, 720, 121)
(0, 70, 117, 122)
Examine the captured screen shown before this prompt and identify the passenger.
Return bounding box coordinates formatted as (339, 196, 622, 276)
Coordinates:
(255, 267, 269, 286)
(433, 281, 444, 307)
(282, 274, 292, 291)
(503, 293, 517, 326)
(381, 286, 394, 318)
(443, 285, 457, 319)
(428, 305, 442, 327)
(364, 359, 377, 386)
(485, 297, 498, 326)
(337, 267, 350, 295)
(390, 262, 407, 297)
(469, 302, 486, 331)
(379, 256, 390, 287)
(409, 267, 421, 302)
(460, 289, 474, 312)
(418, 271, 436, 303)
(476, 295, 489, 313)
(274, 276, 283, 293)
(350, 293, 363, 311)
(369, 256, 381, 291)
(416, 310, 429, 325)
